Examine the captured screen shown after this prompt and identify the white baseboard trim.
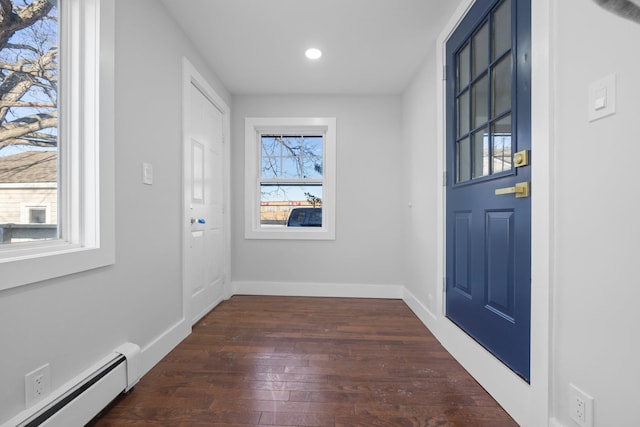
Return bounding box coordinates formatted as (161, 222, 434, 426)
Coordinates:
(140, 317, 190, 376)
(549, 418, 564, 427)
(232, 280, 404, 299)
(402, 287, 438, 325)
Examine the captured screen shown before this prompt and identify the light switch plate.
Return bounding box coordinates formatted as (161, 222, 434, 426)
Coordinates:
(142, 162, 153, 185)
(588, 73, 616, 122)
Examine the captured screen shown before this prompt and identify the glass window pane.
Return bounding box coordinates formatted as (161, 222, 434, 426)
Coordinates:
(304, 136, 323, 157)
(472, 22, 489, 78)
(457, 90, 470, 137)
(261, 136, 280, 178)
(457, 43, 470, 89)
(457, 137, 471, 183)
(472, 128, 489, 179)
(304, 156, 323, 178)
(280, 136, 302, 157)
(281, 157, 303, 178)
(492, 115, 512, 174)
(261, 135, 324, 179)
(492, 0, 512, 61)
(261, 136, 280, 156)
(260, 184, 323, 227)
(303, 136, 323, 178)
(0, 1, 59, 244)
(472, 75, 489, 128)
(492, 56, 512, 116)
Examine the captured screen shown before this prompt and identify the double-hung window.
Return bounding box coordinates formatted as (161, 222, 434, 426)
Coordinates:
(245, 117, 336, 240)
(0, 0, 115, 290)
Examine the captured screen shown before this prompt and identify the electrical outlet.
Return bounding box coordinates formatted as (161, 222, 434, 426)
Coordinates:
(570, 383, 594, 427)
(25, 364, 50, 408)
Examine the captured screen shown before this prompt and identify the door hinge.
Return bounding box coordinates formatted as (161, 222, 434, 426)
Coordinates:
(443, 171, 447, 187)
(443, 277, 446, 292)
(443, 65, 447, 81)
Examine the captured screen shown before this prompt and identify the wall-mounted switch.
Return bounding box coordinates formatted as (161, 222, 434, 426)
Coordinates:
(142, 162, 153, 185)
(588, 73, 616, 122)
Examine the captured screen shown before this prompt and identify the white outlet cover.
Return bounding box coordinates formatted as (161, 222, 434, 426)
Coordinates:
(569, 383, 594, 427)
(25, 363, 51, 408)
(588, 73, 616, 122)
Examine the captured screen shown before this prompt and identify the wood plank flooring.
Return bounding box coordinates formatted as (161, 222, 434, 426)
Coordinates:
(89, 296, 517, 426)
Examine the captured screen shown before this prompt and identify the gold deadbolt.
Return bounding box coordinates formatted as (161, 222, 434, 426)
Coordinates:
(514, 150, 529, 168)
(495, 182, 530, 198)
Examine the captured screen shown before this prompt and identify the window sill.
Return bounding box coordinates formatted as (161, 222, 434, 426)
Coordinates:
(244, 226, 335, 241)
(0, 242, 115, 291)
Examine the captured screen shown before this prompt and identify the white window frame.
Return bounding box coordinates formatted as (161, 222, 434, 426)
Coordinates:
(244, 117, 336, 240)
(0, 0, 115, 291)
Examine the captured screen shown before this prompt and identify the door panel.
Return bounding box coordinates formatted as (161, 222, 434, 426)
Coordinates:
(187, 82, 225, 325)
(453, 211, 472, 296)
(485, 210, 515, 319)
(446, 0, 531, 381)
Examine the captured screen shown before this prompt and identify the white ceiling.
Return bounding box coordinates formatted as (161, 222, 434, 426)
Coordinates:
(160, 0, 459, 95)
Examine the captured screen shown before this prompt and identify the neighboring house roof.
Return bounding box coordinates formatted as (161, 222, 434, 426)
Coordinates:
(0, 151, 57, 183)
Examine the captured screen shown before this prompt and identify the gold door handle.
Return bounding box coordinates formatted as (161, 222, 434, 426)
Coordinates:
(495, 182, 530, 198)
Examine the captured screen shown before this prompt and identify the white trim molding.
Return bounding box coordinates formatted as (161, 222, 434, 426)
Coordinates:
(232, 281, 403, 300)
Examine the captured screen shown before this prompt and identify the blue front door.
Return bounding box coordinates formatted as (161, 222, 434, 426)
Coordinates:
(445, 0, 531, 381)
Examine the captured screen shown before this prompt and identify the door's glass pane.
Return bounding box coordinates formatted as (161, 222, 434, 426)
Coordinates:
(492, 115, 512, 174)
(492, 0, 512, 61)
(457, 90, 470, 137)
(472, 128, 489, 179)
(457, 43, 470, 88)
(472, 22, 489, 78)
(472, 75, 489, 128)
(260, 184, 322, 227)
(457, 137, 471, 183)
(492, 56, 512, 116)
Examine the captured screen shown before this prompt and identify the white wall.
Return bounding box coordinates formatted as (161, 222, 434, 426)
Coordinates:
(0, 1, 230, 423)
(401, 47, 440, 315)
(551, 0, 640, 426)
(231, 95, 404, 294)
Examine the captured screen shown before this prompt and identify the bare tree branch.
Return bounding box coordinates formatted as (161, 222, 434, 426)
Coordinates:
(0, 100, 54, 108)
(0, 110, 56, 147)
(0, 0, 53, 50)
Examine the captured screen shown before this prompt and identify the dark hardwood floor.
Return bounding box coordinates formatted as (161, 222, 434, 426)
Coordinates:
(89, 296, 517, 426)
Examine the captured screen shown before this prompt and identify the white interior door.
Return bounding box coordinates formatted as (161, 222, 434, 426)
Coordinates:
(185, 80, 225, 325)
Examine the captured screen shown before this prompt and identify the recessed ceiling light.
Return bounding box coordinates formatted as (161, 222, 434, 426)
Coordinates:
(305, 48, 322, 60)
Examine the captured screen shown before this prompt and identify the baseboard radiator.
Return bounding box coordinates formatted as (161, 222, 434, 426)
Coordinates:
(3, 343, 141, 427)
